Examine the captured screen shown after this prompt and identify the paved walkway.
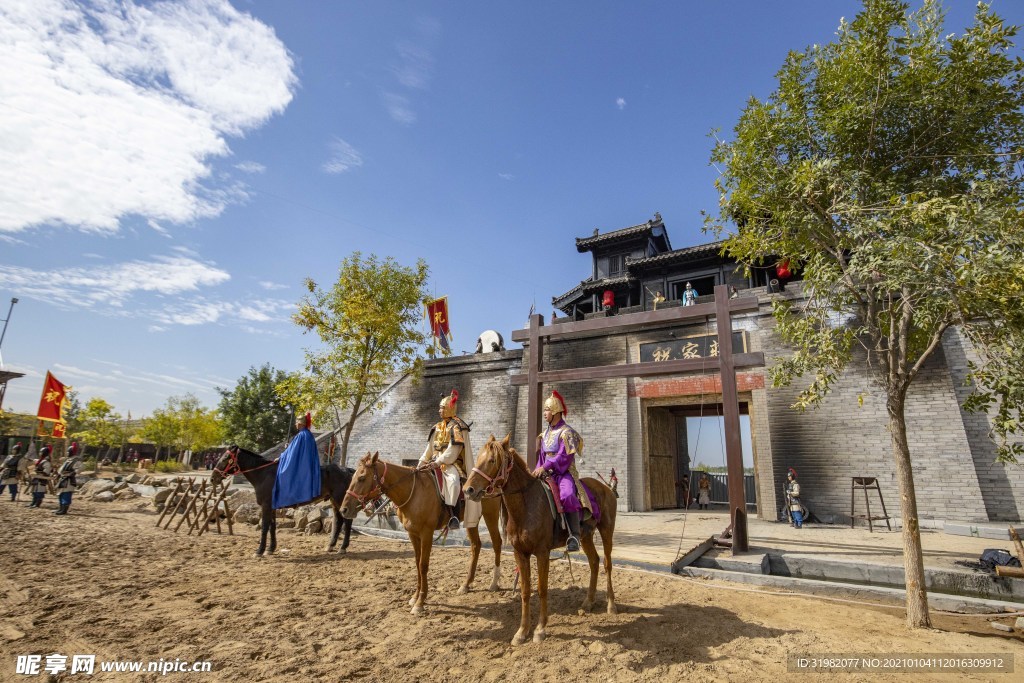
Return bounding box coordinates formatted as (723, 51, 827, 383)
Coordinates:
(611, 509, 1016, 572)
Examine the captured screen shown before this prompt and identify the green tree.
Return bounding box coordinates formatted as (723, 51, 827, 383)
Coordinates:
(140, 408, 178, 461)
(63, 390, 83, 435)
(279, 252, 429, 466)
(217, 364, 292, 452)
(71, 397, 125, 458)
(170, 393, 223, 455)
(709, 0, 1024, 628)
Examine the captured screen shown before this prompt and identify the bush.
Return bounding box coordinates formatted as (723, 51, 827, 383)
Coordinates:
(153, 461, 187, 473)
(82, 457, 97, 471)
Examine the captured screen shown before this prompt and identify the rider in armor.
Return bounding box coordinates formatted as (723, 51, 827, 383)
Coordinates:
(535, 390, 591, 553)
(418, 389, 471, 531)
(27, 445, 53, 508)
(1, 443, 28, 501)
(54, 442, 83, 515)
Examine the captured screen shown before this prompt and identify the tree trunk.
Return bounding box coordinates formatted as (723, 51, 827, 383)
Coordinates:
(887, 393, 931, 629)
(339, 397, 362, 469)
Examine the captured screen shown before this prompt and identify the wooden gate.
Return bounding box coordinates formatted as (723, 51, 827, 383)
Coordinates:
(647, 407, 676, 509)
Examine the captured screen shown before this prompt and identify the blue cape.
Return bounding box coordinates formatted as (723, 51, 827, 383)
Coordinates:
(271, 429, 321, 509)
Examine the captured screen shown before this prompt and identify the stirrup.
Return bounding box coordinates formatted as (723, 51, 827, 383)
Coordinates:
(447, 515, 460, 530)
(566, 535, 580, 552)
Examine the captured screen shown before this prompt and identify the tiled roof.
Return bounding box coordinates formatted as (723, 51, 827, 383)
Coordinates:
(551, 275, 636, 308)
(575, 215, 666, 252)
(551, 280, 586, 307)
(625, 240, 725, 269)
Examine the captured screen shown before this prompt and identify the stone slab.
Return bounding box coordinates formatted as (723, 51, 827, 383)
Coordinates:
(944, 522, 1024, 540)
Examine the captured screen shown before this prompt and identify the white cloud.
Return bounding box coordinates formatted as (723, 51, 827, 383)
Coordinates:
(616, 97, 627, 110)
(0, 255, 229, 309)
(235, 160, 266, 174)
(322, 137, 364, 174)
(0, 0, 296, 234)
(259, 280, 288, 291)
(382, 92, 416, 125)
(498, 173, 515, 181)
(392, 41, 434, 90)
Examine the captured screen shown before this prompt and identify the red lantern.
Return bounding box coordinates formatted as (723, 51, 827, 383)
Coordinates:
(602, 290, 615, 308)
(776, 260, 791, 279)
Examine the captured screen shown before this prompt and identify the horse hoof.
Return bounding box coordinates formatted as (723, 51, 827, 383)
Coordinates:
(532, 630, 546, 643)
(607, 603, 618, 615)
(581, 600, 594, 612)
(408, 596, 417, 608)
(411, 604, 424, 616)
(488, 581, 500, 592)
(457, 585, 469, 595)
(336, 548, 347, 555)
(511, 633, 527, 647)
(254, 552, 264, 559)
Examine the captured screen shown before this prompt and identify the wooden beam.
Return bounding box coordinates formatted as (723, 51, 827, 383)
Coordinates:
(525, 313, 544, 469)
(995, 565, 1024, 579)
(670, 536, 715, 573)
(510, 352, 765, 385)
(510, 295, 760, 343)
(716, 284, 749, 554)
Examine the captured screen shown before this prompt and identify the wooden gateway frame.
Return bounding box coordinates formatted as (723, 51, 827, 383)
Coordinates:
(510, 284, 764, 553)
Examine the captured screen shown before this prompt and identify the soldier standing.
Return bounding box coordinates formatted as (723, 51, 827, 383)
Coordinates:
(27, 445, 53, 508)
(1, 443, 28, 501)
(54, 442, 83, 515)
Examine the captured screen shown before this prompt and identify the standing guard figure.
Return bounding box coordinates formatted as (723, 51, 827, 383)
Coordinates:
(682, 282, 698, 306)
(786, 468, 804, 528)
(418, 389, 472, 531)
(27, 445, 52, 508)
(535, 390, 592, 552)
(1, 443, 27, 501)
(54, 442, 83, 515)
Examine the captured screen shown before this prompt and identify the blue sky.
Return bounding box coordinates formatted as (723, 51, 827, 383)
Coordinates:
(2, 0, 1022, 417)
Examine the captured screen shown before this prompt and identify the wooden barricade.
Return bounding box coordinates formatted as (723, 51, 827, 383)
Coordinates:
(156, 477, 233, 536)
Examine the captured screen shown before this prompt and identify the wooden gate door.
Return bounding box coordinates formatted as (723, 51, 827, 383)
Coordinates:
(648, 407, 676, 509)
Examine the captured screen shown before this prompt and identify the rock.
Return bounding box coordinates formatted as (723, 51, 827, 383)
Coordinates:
(153, 488, 175, 505)
(233, 503, 262, 525)
(305, 518, 323, 535)
(323, 518, 334, 535)
(93, 491, 115, 503)
(277, 519, 295, 529)
(126, 473, 142, 484)
(588, 641, 606, 655)
(990, 621, 1013, 632)
(1015, 616, 1024, 631)
(111, 481, 128, 493)
(115, 488, 139, 500)
(227, 490, 257, 508)
(80, 479, 116, 497)
(127, 484, 157, 497)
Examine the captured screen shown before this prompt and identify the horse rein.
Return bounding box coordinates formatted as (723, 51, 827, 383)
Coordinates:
(470, 445, 515, 497)
(344, 460, 417, 513)
(213, 449, 278, 479)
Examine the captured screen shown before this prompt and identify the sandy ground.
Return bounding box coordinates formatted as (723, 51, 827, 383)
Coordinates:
(0, 497, 1021, 683)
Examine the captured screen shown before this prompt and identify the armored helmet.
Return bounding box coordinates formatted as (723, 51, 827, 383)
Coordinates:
(439, 389, 459, 419)
(543, 390, 567, 417)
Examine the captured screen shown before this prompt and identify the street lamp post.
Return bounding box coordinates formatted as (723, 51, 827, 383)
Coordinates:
(0, 298, 19, 366)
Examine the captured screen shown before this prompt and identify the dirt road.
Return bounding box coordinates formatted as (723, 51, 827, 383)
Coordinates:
(0, 498, 1020, 682)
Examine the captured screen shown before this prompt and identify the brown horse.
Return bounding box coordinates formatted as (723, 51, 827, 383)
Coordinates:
(464, 435, 617, 646)
(340, 452, 503, 615)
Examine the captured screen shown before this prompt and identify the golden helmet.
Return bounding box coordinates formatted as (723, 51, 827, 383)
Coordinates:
(439, 389, 459, 419)
(543, 390, 567, 416)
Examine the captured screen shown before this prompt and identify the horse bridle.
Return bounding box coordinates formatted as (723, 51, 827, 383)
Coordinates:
(212, 447, 277, 480)
(470, 444, 515, 497)
(343, 460, 417, 513)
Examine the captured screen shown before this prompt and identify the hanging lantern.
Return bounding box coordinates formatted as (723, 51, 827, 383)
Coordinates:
(602, 289, 615, 308)
(776, 260, 791, 279)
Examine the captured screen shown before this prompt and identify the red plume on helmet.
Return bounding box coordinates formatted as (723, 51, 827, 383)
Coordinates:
(304, 412, 312, 429)
(551, 389, 567, 416)
(68, 441, 79, 456)
(450, 389, 458, 406)
(787, 467, 797, 478)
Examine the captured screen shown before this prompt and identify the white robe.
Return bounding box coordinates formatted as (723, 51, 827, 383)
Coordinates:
(419, 430, 482, 528)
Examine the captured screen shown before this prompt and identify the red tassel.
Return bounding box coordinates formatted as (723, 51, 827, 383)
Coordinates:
(304, 412, 312, 429)
(551, 389, 567, 416)
(450, 389, 458, 406)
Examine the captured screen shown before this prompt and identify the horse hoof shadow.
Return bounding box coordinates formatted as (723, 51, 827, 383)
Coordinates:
(581, 600, 594, 613)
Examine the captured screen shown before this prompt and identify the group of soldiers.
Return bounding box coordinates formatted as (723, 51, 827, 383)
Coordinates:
(417, 388, 588, 552)
(1, 441, 83, 515)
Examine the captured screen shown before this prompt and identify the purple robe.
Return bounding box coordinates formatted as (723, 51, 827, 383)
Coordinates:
(536, 419, 582, 513)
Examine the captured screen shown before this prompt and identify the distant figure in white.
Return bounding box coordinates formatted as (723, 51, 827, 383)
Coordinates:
(475, 330, 505, 354)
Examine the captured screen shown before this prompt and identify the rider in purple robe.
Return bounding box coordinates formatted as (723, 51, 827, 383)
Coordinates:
(534, 390, 592, 552)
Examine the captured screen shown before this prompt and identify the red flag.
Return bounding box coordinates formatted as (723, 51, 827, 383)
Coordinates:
(37, 371, 68, 422)
(52, 421, 67, 439)
(425, 297, 451, 340)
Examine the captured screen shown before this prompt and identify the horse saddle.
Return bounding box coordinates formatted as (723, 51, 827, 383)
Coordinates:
(429, 467, 464, 530)
(540, 480, 564, 532)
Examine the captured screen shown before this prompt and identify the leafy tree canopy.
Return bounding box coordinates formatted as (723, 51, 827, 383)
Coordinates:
(217, 363, 292, 452)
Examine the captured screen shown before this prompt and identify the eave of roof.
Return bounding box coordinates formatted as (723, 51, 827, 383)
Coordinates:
(575, 217, 665, 252)
(626, 240, 726, 269)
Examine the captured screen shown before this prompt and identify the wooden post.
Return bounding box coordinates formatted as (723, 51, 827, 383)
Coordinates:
(1009, 526, 1024, 564)
(155, 479, 185, 527)
(197, 484, 231, 537)
(163, 477, 195, 530)
(175, 480, 207, 533)
(715, 284, 748, 553)
(189, 480, 219, 535)
(526, 313, 544, 469)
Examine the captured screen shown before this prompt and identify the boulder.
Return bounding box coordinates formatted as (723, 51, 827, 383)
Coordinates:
(227, 490, 257, 508)
(305, 518, 323, 535)
(233, 503, 262, 525)
(110, 481, 129, 493)
(80, 479, 116, 497)
(127, 484, 157, 498)
(153, 488, 175, 505)
(93, 491, 115, 503)
(277, 519, 296, 529)
(115, 488, 139, 500)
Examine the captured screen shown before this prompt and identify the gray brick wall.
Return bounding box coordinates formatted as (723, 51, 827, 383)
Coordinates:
(341, 292, 1022, 523)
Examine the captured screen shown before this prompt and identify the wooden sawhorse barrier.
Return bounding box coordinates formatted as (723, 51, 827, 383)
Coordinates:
(155, 477, 233, 536)
(850, 476, 891, 532)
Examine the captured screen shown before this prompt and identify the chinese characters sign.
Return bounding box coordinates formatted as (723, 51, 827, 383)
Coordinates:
(639, 331, 746, 363)
(36, 371, 68, 422)
(425, 296, 452, 351)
